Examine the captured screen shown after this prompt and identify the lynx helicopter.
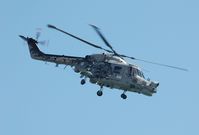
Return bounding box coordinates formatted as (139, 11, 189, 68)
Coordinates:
(19, 24, 187, 99)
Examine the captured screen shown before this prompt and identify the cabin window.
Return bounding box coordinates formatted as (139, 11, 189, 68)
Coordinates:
(114, 66, 122, 70)
(113, 66, 122, 73)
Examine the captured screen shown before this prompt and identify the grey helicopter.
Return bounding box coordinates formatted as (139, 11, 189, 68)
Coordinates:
(19, 24, 188, 99)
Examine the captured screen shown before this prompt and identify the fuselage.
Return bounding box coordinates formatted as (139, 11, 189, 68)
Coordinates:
(75, 53, 159, 96)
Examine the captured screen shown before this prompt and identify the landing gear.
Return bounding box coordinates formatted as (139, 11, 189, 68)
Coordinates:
(121, 91, 127, 99)
(121, 93, 127, 99)
(80, 79, 86, 85)
(97, 90, 103, 96)
(97, 85, 103, 96)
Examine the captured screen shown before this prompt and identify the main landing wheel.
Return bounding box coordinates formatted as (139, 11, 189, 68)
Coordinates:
(80, 79, 86, 85)
(97, 90, 103, 96)
(121, 93, 127, 99)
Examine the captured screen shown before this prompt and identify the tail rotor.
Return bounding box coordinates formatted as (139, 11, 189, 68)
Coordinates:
(35, 28, 49, 47)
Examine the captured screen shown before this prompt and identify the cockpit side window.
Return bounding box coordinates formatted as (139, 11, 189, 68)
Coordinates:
(135, 69, 145, 78)
(141, 72, 145, 78)
(138, 70, 142, 77)
(129, 66, 145, 78)
(134, 69, 138, 76)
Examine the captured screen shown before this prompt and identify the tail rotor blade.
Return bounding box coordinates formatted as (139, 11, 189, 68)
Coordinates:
(38, 40, 46, 45)
(36, 32, 40, 40)
(36, 28, 42, 40)
(38, 40, 49, 47)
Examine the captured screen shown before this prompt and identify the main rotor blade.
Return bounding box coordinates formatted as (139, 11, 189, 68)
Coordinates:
(136, 59, 188, 71)
(90, 24, 119, 55)
(47, 24, 113, 53)
(121, 54, 188, 71)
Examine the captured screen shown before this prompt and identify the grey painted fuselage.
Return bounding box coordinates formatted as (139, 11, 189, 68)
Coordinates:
(20, 36, 159, 96)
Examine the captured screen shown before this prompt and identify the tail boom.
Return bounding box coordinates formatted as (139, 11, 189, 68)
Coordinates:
(19, 35, 84, 66)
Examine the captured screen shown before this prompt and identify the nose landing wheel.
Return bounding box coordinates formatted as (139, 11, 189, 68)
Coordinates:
(121, 91, 127, 99)
(97, 85, 103, 96)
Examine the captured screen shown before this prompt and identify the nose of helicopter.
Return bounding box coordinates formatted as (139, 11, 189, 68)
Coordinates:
(150, 81, 159, 89)
(155, 82, 159, 88)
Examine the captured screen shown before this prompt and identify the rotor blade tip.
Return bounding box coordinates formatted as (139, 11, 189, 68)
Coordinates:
(89, 24, 99, 30)
(47, 24, 56, 29)
(183, 69, 189, 72)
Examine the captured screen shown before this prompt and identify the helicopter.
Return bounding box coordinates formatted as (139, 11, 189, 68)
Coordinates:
(19, 24, 188, 99)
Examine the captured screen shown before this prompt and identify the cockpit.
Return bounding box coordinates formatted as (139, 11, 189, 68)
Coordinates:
(129, 65, 145, 79)
(135, 68, 145, 78)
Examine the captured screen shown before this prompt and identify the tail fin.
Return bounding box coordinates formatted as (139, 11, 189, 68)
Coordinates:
(19, 35, 44, 59)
